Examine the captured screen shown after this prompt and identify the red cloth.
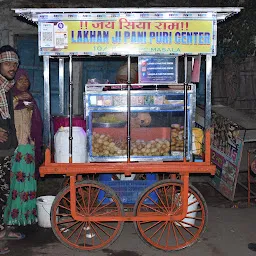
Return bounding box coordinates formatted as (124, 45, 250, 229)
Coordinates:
(191, 55, 201, 83)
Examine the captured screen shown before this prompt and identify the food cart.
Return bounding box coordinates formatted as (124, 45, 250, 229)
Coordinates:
(14, 7, 242, 252)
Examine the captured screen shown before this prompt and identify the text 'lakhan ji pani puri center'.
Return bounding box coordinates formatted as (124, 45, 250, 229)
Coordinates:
(71, 31, 211, 45)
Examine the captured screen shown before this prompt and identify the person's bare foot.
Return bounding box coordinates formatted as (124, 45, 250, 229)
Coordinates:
(0, 247, 9, 254)
(0, 229, 25, 240)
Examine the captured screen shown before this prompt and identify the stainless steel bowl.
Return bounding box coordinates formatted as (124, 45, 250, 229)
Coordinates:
(92, 121, 127, 128)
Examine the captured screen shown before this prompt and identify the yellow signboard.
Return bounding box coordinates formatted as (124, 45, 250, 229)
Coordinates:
(39, 14, 216, 56)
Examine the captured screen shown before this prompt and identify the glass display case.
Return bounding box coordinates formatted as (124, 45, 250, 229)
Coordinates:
(84, 84, 196, 162)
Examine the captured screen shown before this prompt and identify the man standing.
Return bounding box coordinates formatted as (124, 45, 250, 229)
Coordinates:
(0, 45, 24, 254)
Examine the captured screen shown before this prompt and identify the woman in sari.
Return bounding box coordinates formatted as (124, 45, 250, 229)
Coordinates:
(4, 68, 43, 226)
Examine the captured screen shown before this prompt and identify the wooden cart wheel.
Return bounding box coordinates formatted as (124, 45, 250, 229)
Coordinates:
(133, 179, 208, 251)
(51, 180, 124, 252)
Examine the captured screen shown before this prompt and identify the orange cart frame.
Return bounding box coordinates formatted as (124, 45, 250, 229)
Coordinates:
(41, 129, 214, 222)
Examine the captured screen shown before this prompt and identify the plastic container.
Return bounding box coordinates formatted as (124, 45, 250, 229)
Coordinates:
(36, 196, 55, 228)
(176, 193, 199, 227)
(192, 128, 204, 155)
(98, 174, 157, 204)
(52, 115, 86, 134)
(54, 127, 87, 163)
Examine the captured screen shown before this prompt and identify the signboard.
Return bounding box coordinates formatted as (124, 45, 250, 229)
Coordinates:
(138, 56, 178, 84)
(38, 12, 217, 56)
(209, 111, 244, 201)
(211, 139, 243, 201)
(196, 110, 244, 201)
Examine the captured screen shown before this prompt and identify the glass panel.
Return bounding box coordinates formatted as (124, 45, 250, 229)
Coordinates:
(130, 111, 184, 158)
(85, 87, 195, 162)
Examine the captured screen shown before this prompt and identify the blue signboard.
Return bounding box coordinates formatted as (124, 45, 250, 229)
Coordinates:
(138, 56, 178, 84)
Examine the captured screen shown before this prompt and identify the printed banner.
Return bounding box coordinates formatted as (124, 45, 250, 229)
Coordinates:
(138, 56, 178, 83)
(210, 112, 244, 201)
(196, 109, 244, 201)
(38, 13, 217, 56)
(211, 144, 243, 200)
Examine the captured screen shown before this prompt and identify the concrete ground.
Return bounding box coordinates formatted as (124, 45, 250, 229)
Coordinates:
(5, 178, 256, 256)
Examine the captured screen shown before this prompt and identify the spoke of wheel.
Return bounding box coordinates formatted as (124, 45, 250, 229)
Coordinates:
(171, 222, 179, 246)
(172, 193, 183, 215)
(165, 222, 171, 247)
(153, 188, 169, 213)
(91, 227, 96, 247)
(59, 195, 71, 210)
(76, 196, 88, 216)
(174, 223, 188, 243)
(188, 207, 202, 214)
(188, 198, 198, 208)
(143, 195, 158, 206)
(75, 222, 86, 244)
(184, 216, 203, 222)
(89, 189, 100, 211)
(170, 185, 177, 212)
(61, 220, 80, 234)
(149, 221, 166, 240)
(56, 213, 72, 217)
(62, 196, 71, 205)
(141, 221, 162, 233)
(178, 223, 198, 236)
(90, 222, 103, 243)
(172, 190, 182, 214)
(94, 221, 118, 230)
(59, 226, 70, 233)
(67, 221, 83, 239)
(83, 225, 87, 247)
(139, 203, 166, 215)
(163, 186, 170, 209)
(157, 221, 168, 244)
(57, 218, 76, 225)
(94, 209, 119, 217)
(179, 220, 199, 229)
(93, 221, 112, 239)
(171, 185, 181, 212)
(77, 188, 92, 215)
(91, 201, 116, 216)
(89, 196, 108, 215)
(58, 204, 71, 212)
(78, 187, 88, 214)
(88, 185, 91, 213)
(60, 193, 88, 215)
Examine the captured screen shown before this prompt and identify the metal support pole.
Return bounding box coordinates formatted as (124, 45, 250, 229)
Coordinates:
(43, 56, 50, 147)
(127, 56, 131, 162)
(183, 55, 188, 160)
(59, 58, 65, 115)
(205, 55, 212, 129)
(69, 55, 73, 163)
(248, 150, 251, 207)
